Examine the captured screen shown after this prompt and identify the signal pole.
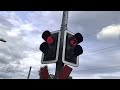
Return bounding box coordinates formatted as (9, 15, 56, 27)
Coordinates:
(27, 66, 32, 79)
(55, 11, 69, 78)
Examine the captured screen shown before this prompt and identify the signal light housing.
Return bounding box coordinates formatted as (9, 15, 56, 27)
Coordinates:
(40, 30, 61, 64)
(62, 30, 83, 67)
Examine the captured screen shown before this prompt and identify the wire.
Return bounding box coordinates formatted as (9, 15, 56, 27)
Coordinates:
(79, 65, 120, 71)
(81, 48, 120, 57)
(82, 43, 120, 56)
(83, 30, 101, 38)
(16, 44, 120, 74)
(26, 40, 120, 58)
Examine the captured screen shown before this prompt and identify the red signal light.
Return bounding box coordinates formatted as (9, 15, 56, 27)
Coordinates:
(42, 30, 54, 44)
(47, 36, 54, 44)
(69, 33, 83, 47)
(42, 30, 50, 41)
(69, 38, 77, 47)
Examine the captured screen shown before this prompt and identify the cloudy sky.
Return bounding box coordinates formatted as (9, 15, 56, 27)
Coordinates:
(0, 11, 120, 79)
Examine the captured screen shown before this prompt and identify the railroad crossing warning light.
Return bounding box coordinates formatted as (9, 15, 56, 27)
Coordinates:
(62, 31, 83, 67)
(39, 30, 60, 64)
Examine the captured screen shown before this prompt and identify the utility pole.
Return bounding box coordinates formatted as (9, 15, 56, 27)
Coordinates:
(27, 66, 32, 79)
(55, 11, 69, 78)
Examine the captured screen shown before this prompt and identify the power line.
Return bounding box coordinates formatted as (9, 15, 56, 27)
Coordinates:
(81, 48, 120, 57)
(82, 43, 120, 56)
(83, 29, 119, 39)
(79, 65, 120, 71)
(84, 30, 101, 38)
(15, 44, 120, 73)
(22, 42, 120, 58)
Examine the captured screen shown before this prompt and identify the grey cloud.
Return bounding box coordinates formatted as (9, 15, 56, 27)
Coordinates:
(26, 11, 63, 31)
(69, 11, 120, 36)
(0, 73, 10, 79)
(0, 11, 120, 79)
(0, 12, 41, 78)
(72, 51, 120, 76)
(28, 11, 120, 79)
(28, 11, 120, 78)
(0, 12, 48, 79)
(0, 15, 14, 29)
(99, 75, 120, 79)
(32, 11, 120, 79)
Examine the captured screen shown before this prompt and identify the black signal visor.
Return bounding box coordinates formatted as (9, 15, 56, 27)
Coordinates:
(74, 45, 83, 57)
(75, 33, 83, 44)
(69, 33, 83, 47)
(40, 42, 49, 54)
(42, 30, 51, 41)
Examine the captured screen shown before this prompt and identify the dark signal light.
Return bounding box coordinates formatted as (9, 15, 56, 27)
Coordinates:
(39, 42, 49, 54)
(74, 45, 83, 57)
(42, 30, 50, 41)
(75, 33, 83, 44)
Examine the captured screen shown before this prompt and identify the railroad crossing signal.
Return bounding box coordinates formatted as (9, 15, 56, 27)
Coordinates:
(62, 30, 83, 67)
(39, 11, 84, 79)
(40, 30, 83, 66)
(39, 30, 61, 64)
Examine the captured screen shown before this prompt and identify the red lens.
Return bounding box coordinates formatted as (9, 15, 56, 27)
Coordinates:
(69, 38, 77, 47)
(47, 36, 54, 44)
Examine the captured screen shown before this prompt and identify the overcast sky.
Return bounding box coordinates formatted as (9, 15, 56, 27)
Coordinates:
(0, 11, 120, 79)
